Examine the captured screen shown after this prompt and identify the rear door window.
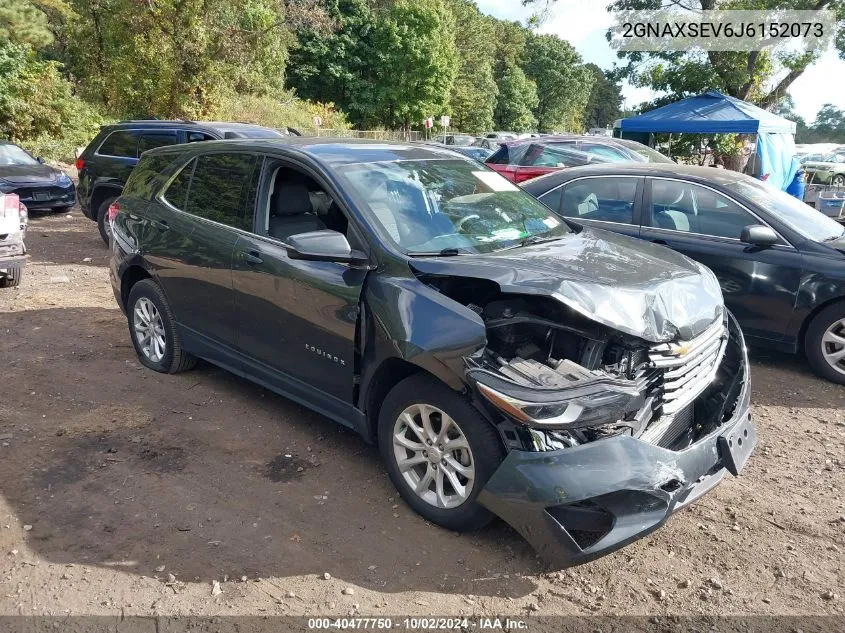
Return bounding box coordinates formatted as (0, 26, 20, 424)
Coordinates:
(98, 131, 139, 158)
(186, 131, 217, 143)
(139, 131, 178, 153)
(184, 153, 259, 230)
(561, 177, 639, 224)
(580, 143, 631, 162)
(486, 145, 509, 165)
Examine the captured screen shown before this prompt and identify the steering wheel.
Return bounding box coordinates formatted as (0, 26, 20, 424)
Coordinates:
(455, 214, 482, 233)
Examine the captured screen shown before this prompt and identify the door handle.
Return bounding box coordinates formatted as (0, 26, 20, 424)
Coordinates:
(154, 219, 170, 231)
(244, 250, 263, 266)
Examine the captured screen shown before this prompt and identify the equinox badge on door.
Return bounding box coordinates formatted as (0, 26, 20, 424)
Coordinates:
(305, 344, 346, 366)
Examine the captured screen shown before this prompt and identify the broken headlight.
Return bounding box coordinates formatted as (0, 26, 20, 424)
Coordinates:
(468, 369, 644, 430)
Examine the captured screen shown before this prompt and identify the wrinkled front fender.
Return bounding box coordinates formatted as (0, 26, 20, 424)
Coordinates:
(361, 274, 487, 392)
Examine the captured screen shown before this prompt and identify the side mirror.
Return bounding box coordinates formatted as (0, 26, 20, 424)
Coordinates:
(740, 224, 779, 247)
(284, 230, 368, 265)
(36, 157, 45, 164)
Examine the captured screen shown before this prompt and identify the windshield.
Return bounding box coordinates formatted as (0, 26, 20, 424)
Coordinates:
(339, 159, 571, 255)
(724, 177, 845, 242)
(0, 144, 38, 166)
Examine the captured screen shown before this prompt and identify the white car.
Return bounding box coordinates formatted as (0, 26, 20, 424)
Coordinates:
(0, 193, 27, 288)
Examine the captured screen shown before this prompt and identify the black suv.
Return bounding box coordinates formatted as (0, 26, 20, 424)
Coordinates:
(77, 120, 291, 243)
(110, 139, 755, 567)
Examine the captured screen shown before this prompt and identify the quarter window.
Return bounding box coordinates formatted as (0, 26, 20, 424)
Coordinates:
(648, 179, 758, 240)
(162, 159, 195, 211)
(139, 131, 178, 153)
(98, 131, 138, 158)
(184, 153, 259, 230)
(560, 177, 638, 225)
(538, 186, 563, 213)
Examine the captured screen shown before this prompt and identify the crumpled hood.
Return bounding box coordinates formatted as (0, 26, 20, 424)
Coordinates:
(409, 227, 724, 344)
(0, 164, 61, 185)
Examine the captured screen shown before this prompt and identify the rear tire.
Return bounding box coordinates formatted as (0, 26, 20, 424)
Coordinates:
(97, 196, 117, 245)
(378, 374, 504, 531)
(126, 279, 196, 374)
(832, 174, 845, 187)
(804, 301, 845, 385)
(0, 267, 22, 288)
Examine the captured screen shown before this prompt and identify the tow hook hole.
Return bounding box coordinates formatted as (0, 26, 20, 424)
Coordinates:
(661, 479, 683, 493)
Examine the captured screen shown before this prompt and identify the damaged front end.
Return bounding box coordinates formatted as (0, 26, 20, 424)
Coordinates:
(456, 293, 754, 568)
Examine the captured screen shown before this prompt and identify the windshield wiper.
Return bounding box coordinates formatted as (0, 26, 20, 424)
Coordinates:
(501, 235, 564, 250)
(407, 248, 466, 257)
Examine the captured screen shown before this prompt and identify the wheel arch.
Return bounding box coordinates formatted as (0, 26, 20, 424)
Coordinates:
(91, 185, 122, 218)
(121, 265, 152, 310)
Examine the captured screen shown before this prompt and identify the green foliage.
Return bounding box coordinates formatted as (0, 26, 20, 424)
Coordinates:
(0, 0, 54, 48)
(582, 63, 622, 129)
(445, 0, 497, 134)
(493, 63, 538, 132)
(64, 0, 292, 119)
(0, 41, 101, 161)
(214, 91, 351, 133)
(523, 33, 593, 132)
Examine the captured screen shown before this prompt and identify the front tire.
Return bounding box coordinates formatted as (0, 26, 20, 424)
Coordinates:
(378, 374, 504, 531)
(126, 279, 196, 374)
(832, 174, 845, 187)
(805, 302, 845, 384)
(97, 196, 117, 245)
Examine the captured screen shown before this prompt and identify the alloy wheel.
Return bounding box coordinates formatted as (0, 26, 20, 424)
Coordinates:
(133, 297, 166, 363)
(821, 318, 845, 376)
(392, 404, 476, 509)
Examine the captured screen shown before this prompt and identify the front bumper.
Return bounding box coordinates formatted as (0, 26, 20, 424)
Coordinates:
(477, 320, 754, 569)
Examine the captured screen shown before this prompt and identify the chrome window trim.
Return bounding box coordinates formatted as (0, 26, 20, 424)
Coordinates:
(539, 174, 642, 226)
(646, 175, 795, 249)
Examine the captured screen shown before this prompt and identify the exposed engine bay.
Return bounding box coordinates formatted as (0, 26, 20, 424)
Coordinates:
(420, 275, 745, 453)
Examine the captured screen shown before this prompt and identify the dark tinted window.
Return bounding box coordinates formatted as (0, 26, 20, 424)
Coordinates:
(185, 153, 258, 230)
(538, 185, 563, 213)
(162, 159, 196, 211)
(649, 179, 756, 239)
(139, 131, 178, 154)
(124, 154, 175, 198)
(98, 131, 138, 158)
(561, 177, 638, 224)
(486, 145, 509, 165)
(186, 131, 216, 143)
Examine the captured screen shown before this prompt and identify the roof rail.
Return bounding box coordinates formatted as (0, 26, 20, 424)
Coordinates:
(116, 118, 196, 124)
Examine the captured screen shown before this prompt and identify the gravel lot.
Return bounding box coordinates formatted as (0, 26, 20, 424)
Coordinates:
(0, 208, 842, 620)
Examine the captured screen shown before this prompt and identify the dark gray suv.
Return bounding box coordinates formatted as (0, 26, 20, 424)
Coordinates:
(77, 120, 291, 243)
(109, 138, 755, 567)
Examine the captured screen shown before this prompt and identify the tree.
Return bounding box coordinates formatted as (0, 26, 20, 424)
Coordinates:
(606, 0, 845, 109)
(523, 33, 593, 132)
(0, 0, 54, 49)
(361, 0, 458, 131)
(493, 63, 538, 132)
(445, 0, 497, 134)
(64, 0, 293, 119)
(582, 63, 622, 129)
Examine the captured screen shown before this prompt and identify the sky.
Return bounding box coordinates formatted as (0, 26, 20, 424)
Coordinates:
(475, 0, 845, 124)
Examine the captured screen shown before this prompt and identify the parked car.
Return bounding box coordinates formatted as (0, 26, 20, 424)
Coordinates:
(522, 162, 845, 384)
(109, 139, 754, 567)
(447, 145, 495, 163)
(535, 135, 674, 164)
(471, 137, 504, 150)
(803, 148, 845, 186)
(76, 120, 288, 243)
(486, 141, 610, 183)
(0, 141, 76, 212)
(445, 134, 477, 146)
(0, 193, 28, 288)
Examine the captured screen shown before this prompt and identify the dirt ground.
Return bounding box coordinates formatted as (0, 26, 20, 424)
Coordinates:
(0, 208, 842, 620)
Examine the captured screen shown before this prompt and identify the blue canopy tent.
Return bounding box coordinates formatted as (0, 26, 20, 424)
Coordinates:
(618, 90, 799, 190)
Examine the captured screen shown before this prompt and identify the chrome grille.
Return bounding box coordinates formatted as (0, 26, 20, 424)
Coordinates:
(640, 317, 728, 444)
